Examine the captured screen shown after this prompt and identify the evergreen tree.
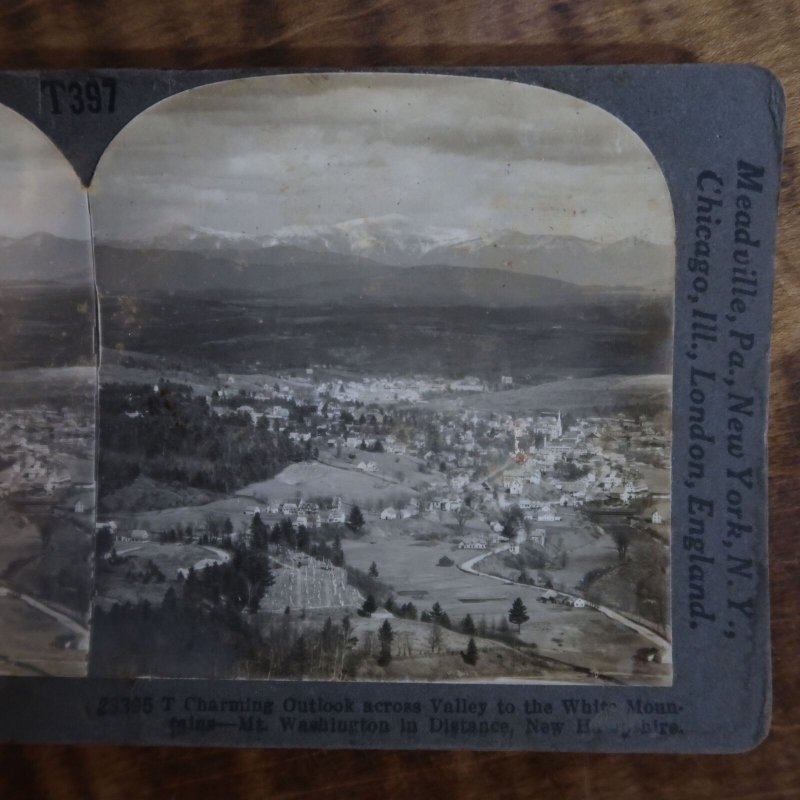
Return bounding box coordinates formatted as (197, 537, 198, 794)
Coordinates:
(508, 597, 530, 633)
(377, 619, 394, 666)
(332, 533, 345, 567)
(361, 594, 377, 616)
(290, 634, 308, 674)
(462, 637, 478, 665)
(347, 505, 365, 532)
(297, 525, 310, 552)
(161, 586, 178, 611)
(430, 602, 451, 629)
(460, 614, 476, 636)
(233, 548, 275, 613)
(250, 512, 268, 548)
(368, 561, 379, 578)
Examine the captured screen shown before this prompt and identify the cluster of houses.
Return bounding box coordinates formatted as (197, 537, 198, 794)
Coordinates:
(242, 497, 348, 529)
(458, 526, 548, 553)
(0, 405, 92, 500)
(105, 369, 669, 555)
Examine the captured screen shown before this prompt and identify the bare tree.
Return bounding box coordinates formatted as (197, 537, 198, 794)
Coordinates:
(454, 504, 473, 534)
(427, 622, 443, 654)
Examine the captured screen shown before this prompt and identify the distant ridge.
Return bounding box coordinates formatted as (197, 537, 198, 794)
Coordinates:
(95, 242, 590, 306)
(107, 215, 673, 291)
(0, 233, 91, 285)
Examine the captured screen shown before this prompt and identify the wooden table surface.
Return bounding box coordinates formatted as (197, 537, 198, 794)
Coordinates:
(0, 2, 797, 798)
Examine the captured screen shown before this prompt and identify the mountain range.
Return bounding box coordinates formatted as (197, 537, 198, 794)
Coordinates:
(0, 233, 92, 284)
(94, 243, 584, 306)
(0, 217, 673, 307)
(135, 215, 673, 290)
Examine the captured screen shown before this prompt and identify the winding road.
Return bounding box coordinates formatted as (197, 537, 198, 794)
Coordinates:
(0, 584, 90, 651)
(458, 545, 672, 663)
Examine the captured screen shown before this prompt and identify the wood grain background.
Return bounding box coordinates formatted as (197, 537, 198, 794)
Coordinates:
(0, 1, 797, 797)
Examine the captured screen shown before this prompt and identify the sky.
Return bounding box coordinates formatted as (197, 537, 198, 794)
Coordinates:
(0, 104, 89, 241)
(90, 73, 674, 248)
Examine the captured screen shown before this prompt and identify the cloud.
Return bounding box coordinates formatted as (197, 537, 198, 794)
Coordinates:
(92, 73, 674, 248)
(0, 105, 89, 242)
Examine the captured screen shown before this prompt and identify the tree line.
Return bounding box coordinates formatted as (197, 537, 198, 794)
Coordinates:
(99, 381, 304, 497)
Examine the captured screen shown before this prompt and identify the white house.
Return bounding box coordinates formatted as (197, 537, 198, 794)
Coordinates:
(380, 507, 398, 520)
(128, 529, 150, 543)
(458, 537, 487, 550)
(538, 506, 561, 522)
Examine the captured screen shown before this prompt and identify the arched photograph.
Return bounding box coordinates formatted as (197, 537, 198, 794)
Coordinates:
(0, 106, 94, 677)
(89, 73, 674, 685)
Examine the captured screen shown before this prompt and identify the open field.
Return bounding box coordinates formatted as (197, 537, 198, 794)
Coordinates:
(100, 475, 219, 514)
(0, 366, 96, 406)
(0, 592, 86, 676)
(636, 463, 671, 495)
(99, 297, 671, 382)
(0, 501, 40, 578)
(348, 613, 599, 683)
(341, 530, 668, 682)
(239, 459, 424, 510)
(103, 494, 266, 538)
(426, 373, 670, 416)
(94, 541, 225, 608)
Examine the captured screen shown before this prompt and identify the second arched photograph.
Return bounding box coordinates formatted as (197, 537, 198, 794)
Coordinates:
(88, 72, 674, 685)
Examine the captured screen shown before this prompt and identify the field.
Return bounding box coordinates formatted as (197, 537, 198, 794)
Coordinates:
(341, 528, 669, 682)
(0, 592, 86, 677)
(99, 296, 672, 382)
(102, 494, 266, 539)
(637, 463, 672, 495)
(100, 475, 218, 514)
(94, 541, 228, 608)
(348, 613, 599, 683)
(0, 366, 96, 407)
(239, 454, 441, 511)
(0, 501, 40, 579)
(427, 374, 671, 416)
(0, 286, 95, 371)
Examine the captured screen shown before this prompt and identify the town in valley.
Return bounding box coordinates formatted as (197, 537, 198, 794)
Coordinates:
(93, 344, 672, 685)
